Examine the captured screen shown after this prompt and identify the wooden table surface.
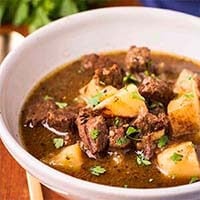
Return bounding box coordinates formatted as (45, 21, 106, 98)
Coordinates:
(0, 1, 141, 199)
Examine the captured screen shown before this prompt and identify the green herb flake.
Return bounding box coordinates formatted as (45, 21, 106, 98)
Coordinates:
(123, 73, 138, 84)
(136, 151, 151, 166)
(188, 76, 193, 80)
(189, 176, 199, 184)
(90, 129, 99, 140)
(157, 135, 169, 148)
(126, 126, 140, 136)
(132, 91, 145, 101)
(90, 166, 106, 176)
(44, 95, 54, 101)
(55, 101, 68, 109)
(87, 92, 103, 107)
(53, 138, 64, 149)
(170, 152, 183, 164)
(116, 137, 129, 146)
(114, 117, 120, 127)
(184, 92, 194, 99)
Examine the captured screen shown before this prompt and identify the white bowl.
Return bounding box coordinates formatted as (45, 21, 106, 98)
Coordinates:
(1, 7, 200, 200)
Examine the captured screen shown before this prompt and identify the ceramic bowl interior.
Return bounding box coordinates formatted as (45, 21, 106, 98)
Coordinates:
(1, 7, 200, 200)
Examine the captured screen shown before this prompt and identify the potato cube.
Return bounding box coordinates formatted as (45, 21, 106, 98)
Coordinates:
(95, 84, 147, 117)
(168, 69, 200, 136)
(43, 143, 83, 171)
(157, 141, 200, 178)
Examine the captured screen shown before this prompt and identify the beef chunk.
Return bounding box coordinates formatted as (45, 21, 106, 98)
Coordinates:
(138, 76, 174, 105)
(47, 107, 78, 132)
(76, 108, 108, 156)
(25, 99, 56, 127)
(64, 133, 77, 146)
(109, 127, 130, 148)
(125, 46, 152, 73)
(134, 114, 168, 159)
(94, 64, 123, 89)
(106, 117, 130, 148)
(132, 111, 169, 134)
(136, 129, 165, 159)
(140, 134, 156, 160)
(82, 54, 115, 70)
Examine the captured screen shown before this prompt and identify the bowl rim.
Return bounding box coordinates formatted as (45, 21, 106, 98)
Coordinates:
(1, 6, 200, 198)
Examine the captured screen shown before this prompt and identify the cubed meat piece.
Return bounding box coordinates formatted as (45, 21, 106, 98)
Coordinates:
(109, 126, 130, 148)
(138, 76, 174, 105)
(24, 99, 56, 127)
(94, 64, 124, 89)
(76, 109, 109, 156)
(47, 107, 78, 132)
(136, 129, 165, 159)
(132, 111, 169, 134)
(106, 117, 130, 148)
(125, 46, 152, 73)
(82, 54, 115, 70)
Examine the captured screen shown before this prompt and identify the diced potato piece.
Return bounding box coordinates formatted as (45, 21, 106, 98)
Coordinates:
(79, 78, 118, 105)
(168, 70, 200, 137)
(79, 78, 104, 99)
(174, 69, 197, 94)
(43, 143, 83, 171)
(95, 84, 147, 117)
(100, 86, 118, 101)
(157, 141, 200, 178)
(168, 94, 200, 136)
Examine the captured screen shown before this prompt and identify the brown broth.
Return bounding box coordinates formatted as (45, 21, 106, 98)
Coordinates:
(20, 52, 200, 188)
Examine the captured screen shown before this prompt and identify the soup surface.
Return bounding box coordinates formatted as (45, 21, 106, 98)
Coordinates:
(20, 46, 200, 188)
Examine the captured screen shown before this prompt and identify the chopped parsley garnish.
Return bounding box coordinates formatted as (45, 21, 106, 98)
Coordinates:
(126, 126, 140, 136)
(90, 129, 99, 140)
(87, 92, 103, 107)
(157, 135, 169, 148)
(90, 166, 106, 176)
(114, 117, 120, 127)
(136, 151, 151, 166)
(188, 76, 193, 80)
(170, 152, 183, 164)
(44, 95, 54, 101)
(116, 137, 129, 146)
(184, 92, 194, 99)
(132, 91, 145, 101)
(55, 101, 68, 109)
(123, 73, 138, 84)
(53, 138, 64, 149)
(189, 176, 199, 184)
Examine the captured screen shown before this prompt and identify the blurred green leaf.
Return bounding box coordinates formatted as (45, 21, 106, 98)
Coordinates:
(13, 0, 29, 26)
(0, 0, 7, 24)
(32, 0, 41, 7)
(0, 0, 104, 32)
(58, 0, 79, 17)
(29, 7, 50, 32)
